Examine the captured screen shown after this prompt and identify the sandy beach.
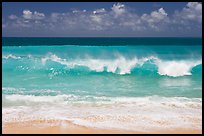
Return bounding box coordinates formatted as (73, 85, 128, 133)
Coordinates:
(2, 120, 202, 134)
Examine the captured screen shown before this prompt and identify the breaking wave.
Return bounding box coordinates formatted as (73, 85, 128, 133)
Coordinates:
(2, 54, 21, 59)
(41, 53, 201, 77)
(2, 53, 202, 77)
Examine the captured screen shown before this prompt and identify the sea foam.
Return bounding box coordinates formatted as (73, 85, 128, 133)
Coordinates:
(2, 94, 202, 131)
(41, 53, 201, 77)
(2, 54, 21, 59)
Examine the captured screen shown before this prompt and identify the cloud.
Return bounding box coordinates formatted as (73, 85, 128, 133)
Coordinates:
(72, 9, 86, 13)
(23, 9, 45, 20)
(111, 3, 126, 17)
(140, 8, 169, 31)
(23, 10, 32, 19)
(151, 8, 168, 20)
(2, 2, 202, 37)
(93, 8, 106, 14)
(185, 2, 202, 22)
(8, 14, 18, 20)
(174, 2, 202, 23)
(33, 11, 45, 20)
(90, 14, 102, 23)
(141, 8, 168, 23)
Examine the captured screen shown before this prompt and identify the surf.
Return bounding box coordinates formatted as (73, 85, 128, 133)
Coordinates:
(41, 53, 202, 77)
(3, 53, 202, 77)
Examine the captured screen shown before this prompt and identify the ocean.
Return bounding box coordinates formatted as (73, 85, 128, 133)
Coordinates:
(2, 37, 202, 132)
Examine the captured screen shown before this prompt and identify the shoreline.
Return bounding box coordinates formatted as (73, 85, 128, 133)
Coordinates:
(2, 120, 202, 134)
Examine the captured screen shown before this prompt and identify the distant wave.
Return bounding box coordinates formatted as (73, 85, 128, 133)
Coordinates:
(2, 54, 21, 59)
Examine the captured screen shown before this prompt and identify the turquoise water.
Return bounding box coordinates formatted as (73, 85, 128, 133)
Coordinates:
(2, 38, 202, 130)
(2, 38, 202, 99)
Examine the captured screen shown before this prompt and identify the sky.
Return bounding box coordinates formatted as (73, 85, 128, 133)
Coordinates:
(2, 2, 202, 37)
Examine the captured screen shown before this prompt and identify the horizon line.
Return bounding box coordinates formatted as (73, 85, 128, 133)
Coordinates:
(2, 36, 202, 38)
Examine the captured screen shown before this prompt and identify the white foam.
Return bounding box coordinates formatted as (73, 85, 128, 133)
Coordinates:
(4, 94, 77, 105)
(42, 53, 65, 65)
(41, 53, 155, 75)
(2, 95, 202, 131)
(41, 54, 139, 74)
(3, 93, 201, 103)
(41, 53, 202, 77)
(156, 60, 202, 77)
(2, 87, 26, 91)
(78, 56, 139, 75)
(2, 54, 21, 59)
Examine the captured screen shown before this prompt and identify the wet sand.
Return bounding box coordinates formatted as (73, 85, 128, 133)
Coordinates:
(2, 120, 202, 134)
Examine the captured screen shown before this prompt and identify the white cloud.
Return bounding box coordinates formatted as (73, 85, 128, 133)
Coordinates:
(89, 13, 112, 31)
(111, 3, 126, 17)
(151, 8, 168, 20)
(13, 19, 32, 28)
(72, 9, 87, 14)
(174, 2, 202, 23)
(140, 7, 169, 31)
(50, 13, 60, 22)
(187, 2, 202, 11)
(23, 9, 45, 20)
(8, 14, 18, 20)
(93, 8, 106, 14)
(141, 8, 168, 24)
(91, 15, 102, 23)
(33, 11, 45, 20)
(23, 10, 32, 19)
(3, 2, 202, 36)
(72, 10, 80, 13)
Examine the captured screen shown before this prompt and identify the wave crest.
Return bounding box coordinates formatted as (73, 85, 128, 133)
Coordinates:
(2, 54, 21, 59)
(156, 60, 202, 77)
(41, 53, 201, 77)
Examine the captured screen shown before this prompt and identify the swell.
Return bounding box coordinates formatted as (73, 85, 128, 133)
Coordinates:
(3, 53, 202, 77)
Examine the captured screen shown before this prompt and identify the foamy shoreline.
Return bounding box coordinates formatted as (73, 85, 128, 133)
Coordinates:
(3, 95, 202, 133)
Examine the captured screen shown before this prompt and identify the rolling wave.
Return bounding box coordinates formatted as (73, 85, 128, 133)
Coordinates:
(41, 53, 202, 77)
(3, 53, 202, 77)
